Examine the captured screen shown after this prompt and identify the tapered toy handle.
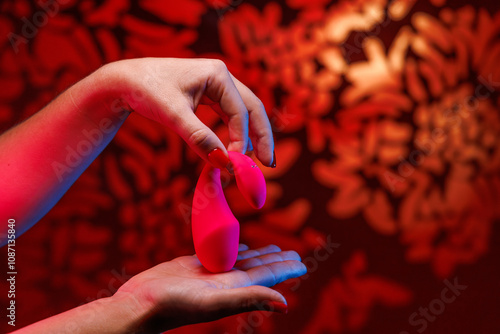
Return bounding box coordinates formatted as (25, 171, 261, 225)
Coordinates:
(191, 152, 266, 273)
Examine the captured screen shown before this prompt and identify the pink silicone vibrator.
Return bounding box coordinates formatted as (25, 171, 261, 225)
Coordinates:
(192, 152, 266, 273)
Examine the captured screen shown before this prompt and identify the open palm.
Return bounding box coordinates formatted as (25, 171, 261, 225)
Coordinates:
(116, 244, 307, 333)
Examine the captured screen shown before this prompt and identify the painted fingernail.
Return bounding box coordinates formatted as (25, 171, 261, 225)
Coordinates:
(207, 148, 230, 169)
(269, 301, 288, 314)
(270, 150, 276, 168)
(266, 301, 288, 314)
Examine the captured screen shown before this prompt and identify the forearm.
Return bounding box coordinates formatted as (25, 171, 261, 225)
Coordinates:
(0, 65, 131, 242)
(11, 293, 147, 334)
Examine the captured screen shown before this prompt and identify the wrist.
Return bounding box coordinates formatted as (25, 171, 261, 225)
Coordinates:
(70, 62, 132, 128)
(12, 293, 152, 334)
(111, 288, 160, 334)
(106, 291, 153, 334)
(95, 60, 146, 115)
(98, 58, 166, 123)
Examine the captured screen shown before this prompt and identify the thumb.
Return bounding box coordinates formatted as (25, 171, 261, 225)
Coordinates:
(173, 109, 229, 168)
(202, 285, 288, 322)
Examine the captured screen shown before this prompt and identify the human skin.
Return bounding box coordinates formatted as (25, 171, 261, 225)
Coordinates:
(0, 57, 275, 242)
(0, 58, 302, 333)
(12, 244, 306, 333)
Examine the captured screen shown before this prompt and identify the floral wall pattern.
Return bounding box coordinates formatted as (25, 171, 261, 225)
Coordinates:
(1, 0, 499, 333)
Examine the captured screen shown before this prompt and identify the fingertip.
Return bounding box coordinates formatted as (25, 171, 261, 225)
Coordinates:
(266, 244, 282, 253)
(298, 261, 308, 275)
(288, 258, 308, 274)
(254, 144, 274, 168)
(257, 292, 287, 314)
(238, 244, 250, 251)
(264, 301, 288, 314)
(179, 112, 229, 166)
(282, 250, 302, 262)
(207, 147, 230, 169)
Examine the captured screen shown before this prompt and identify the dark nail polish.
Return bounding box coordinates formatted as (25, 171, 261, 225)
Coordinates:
(207, 148, 230, 169)
(271, 150, 276, 168)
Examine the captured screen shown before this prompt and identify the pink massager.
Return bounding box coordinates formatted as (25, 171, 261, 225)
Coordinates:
(192, 152, 266, 273)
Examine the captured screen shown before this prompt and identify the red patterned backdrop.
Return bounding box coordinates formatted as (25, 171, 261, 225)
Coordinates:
(1, 0, 500, 333)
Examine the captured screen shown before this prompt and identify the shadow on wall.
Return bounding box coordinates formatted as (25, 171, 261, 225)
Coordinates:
(0, 0, 499, 333)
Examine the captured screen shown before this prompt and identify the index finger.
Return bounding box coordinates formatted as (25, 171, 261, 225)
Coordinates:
(230, 74, 275, 167)
(202, 59, 249, 154)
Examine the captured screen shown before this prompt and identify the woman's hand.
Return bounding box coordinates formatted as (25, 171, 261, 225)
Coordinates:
(116, 244, 306, 333)
(0, 57, 275, 243)
(101, 57, 275, 168)
(12, 244, 306, 334)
